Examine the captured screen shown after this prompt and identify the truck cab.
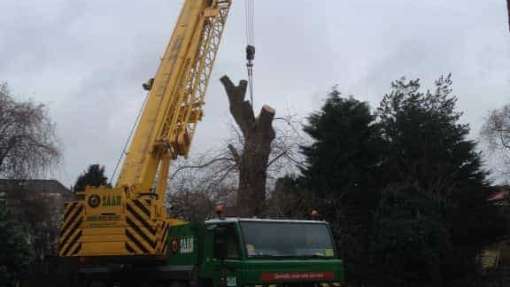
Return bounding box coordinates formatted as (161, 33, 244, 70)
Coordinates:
(167, 218, 344, 287)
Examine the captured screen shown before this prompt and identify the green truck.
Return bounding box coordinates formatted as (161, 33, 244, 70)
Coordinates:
(76, 218, 344, 287)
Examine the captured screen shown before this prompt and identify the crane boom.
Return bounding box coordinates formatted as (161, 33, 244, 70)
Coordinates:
(117, 0, 230, 194)
(59, 0, 231, 259)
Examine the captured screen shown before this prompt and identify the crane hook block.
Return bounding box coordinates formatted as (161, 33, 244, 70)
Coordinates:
(142, 78, 154, 91)
(246, 45, 255, 62)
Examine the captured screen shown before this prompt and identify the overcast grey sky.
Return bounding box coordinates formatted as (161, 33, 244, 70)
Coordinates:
(0, 0, 509, 186)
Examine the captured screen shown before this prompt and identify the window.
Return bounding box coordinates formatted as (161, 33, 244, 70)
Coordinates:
(214, 224, 240, 259)
(240, 222, 335, 258)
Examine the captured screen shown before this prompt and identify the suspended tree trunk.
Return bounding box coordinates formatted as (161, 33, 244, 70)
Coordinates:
(220, 76, 275, 217)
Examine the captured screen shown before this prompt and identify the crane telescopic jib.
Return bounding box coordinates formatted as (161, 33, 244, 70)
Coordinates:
(58, 2, 344, 287)
(59, 0, 232, 259)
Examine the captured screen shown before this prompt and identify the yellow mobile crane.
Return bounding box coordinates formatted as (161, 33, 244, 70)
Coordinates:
(60, 0, 232, 259)
(59, 1, 344, 286)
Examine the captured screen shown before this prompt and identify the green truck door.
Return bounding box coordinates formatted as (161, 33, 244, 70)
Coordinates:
(201, 223, 243, 287)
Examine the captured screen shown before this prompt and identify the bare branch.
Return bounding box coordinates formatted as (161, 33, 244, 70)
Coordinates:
(170, 156, 232, 180)
(267, 151, 287, 168)
(227, 144, 240, 166)
(0, 84, 60, 178)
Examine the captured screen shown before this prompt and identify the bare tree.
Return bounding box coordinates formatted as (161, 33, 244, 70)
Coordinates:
(0, 83, 60, 178)
(167, 77, 306, 218)
(219, 76, 275, 216)
(482, 104, 510, 150)
(167, 115, 306, 218)
(167, 148, 238, 221)
(480, 104, 510, 179)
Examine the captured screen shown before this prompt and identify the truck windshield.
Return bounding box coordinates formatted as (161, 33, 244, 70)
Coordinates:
(240, 222, 335, 258)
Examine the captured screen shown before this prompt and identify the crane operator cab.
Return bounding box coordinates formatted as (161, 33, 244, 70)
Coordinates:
(181, 218, 344, 287)
(211, 219, 337, 259)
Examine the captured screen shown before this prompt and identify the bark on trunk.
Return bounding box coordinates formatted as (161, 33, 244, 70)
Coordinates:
(220, 75, 275, 217)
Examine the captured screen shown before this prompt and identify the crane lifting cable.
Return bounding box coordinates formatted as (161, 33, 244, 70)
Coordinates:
(110, 92, 149, 185)
(245, 0, 255, 105)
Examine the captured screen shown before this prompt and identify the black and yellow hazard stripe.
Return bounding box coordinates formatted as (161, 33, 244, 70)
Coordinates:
(155, 221, 170, 254)
(59, 202, 83, 256)
(125, 199, 158, 255)
(162, 221, 170, 254)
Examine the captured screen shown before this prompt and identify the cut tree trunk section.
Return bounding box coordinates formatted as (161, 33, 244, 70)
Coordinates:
(220, 75, 275, 217)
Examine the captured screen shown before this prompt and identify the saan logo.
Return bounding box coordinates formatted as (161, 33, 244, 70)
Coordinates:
(102, 195, 121, 207)
(180, 237, 194, 254)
